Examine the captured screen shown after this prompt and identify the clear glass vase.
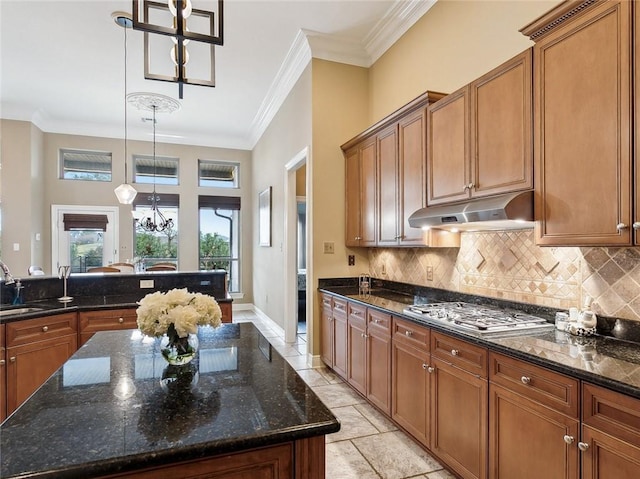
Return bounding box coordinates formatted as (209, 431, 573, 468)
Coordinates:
(160, 332, 199, 365)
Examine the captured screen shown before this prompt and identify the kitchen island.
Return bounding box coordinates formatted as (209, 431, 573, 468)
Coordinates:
(0, 323, 339, 478)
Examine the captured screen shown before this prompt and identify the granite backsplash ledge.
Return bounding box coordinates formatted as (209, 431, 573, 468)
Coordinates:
(0, 271, 228, 305)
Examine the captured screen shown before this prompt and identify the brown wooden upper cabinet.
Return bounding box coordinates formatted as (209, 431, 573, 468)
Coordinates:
(427, 49, 533, 207)
(521, 0, 632, 246)
(343, 91, 445, 247)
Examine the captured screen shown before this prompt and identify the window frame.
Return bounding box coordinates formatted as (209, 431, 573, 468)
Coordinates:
(59, 148, 112, 182)
(198, 160, 240, 188)
(133, 154, 180, 186)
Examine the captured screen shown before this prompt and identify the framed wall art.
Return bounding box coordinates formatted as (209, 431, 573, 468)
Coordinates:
(258, 186, 272, 247)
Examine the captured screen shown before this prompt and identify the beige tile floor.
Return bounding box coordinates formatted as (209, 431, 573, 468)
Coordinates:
(234, 310, 457, 479)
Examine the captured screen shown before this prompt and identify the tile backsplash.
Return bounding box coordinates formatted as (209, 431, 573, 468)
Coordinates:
(369, 229, 640, 323)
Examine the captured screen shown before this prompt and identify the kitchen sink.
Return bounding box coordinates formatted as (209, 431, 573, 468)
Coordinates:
(0, 307, 44, 317)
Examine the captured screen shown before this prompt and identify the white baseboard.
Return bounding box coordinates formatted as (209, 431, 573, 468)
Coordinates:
(308, 353, 324, 368)
(246, 304, 286, 339)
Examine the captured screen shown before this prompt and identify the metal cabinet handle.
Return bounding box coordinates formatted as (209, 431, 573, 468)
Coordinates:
(521, 376, 531, 385)
(563, 435, 575, 445)
(355, 236, 362, 241)
(422, 363, 427, 370)
(578, 442, 589, 452)
(42, 326, 49, 332)
(10, 357, 16, 363)
(0, 359, 5, 366)
(374, 319, 381, 324)
(468, 183, 475, 190)
(118, 317, 124, 323)
(394, 235, 403, 240)
(633, 222, 640, 230)
(617, 223, 628, 231)
(451, 349, 459, 356)
(405, 330, 413, 337)
(463, 184, 470, 192)
(428, 366, 435, 373)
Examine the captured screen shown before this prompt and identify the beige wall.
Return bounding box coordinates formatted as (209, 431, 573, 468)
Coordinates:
(1, 120, 43, 277)
(251, 65, 312, 328)
(368, 0, 559, 123)
(310, 59, 371, 353)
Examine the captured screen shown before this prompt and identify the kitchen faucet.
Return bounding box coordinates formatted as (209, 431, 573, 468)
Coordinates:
(0, 260, 15, 285)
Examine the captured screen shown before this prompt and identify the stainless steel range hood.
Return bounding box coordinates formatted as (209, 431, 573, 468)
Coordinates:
(408, 190, 534, 231)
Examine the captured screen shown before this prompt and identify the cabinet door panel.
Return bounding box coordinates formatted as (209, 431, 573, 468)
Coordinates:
(489, 384, 579, 479)
(432, 358, 487, 479)
(367, 328, 391, 415)
(6, 334, 77, 414)
(581, 425, 640, 479)
(332, 313, 348, 379)
(399, 109, 427, 245)
(347, 316, 366, 395)
(427, 87, 469, 206)
(377, 125, 399, 245)
(533, 1, 631, 245)
(345, 147, 362, 246)
(360, 139, 377, 246)
(472, 50, 532, 198)
(320, 302, 333, 367)
(392, 340, 430, 446)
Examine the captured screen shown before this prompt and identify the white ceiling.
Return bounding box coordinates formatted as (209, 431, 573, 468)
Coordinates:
(0, 0, 435, 150)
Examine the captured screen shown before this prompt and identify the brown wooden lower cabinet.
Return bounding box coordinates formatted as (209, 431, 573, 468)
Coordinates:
(581, 383, 640, 479)
(391, 317, 431, 447)
(0, 324, 6, 422)
(430, 332, 488, 479)
(366, 310, 391, 415)
(101, 435, 325, 478)
(5, 313, 78, 415)
(489, 352, 580, 479)
(332, 300, 348, 379)
(347, 302, 367, 394)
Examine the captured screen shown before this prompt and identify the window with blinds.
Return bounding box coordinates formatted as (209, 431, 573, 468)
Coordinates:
(199, 160, 239, 188)
(60, 149, 112, 181)
(133, 155, 179, 185)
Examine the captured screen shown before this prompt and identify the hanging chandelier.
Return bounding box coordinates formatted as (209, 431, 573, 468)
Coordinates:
(127, 92, 180, 233)
(137, 104, 174, 233)
(132, 1, 224, 99)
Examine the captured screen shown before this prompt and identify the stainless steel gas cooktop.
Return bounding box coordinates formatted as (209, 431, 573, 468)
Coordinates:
(403, 302, 554, 335)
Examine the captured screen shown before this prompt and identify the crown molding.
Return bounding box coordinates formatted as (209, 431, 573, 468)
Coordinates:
(365, 0, 438, 63)
(246, 0, 437, 149)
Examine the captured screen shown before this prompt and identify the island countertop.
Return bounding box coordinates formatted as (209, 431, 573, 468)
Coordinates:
(0, 323, 340, 479)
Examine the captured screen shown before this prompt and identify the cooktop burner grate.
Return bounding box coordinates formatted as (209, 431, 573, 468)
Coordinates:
(403, 302, 553, 334)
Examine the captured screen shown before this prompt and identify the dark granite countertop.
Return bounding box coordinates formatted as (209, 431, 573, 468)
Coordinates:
(320, 284, 640, 400)
(0, 323, 339, 479)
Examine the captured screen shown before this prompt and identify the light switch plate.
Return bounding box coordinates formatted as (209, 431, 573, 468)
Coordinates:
(323, 242, 335, 254)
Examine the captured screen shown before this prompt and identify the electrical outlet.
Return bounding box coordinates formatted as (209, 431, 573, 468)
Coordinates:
(426, 266, 433, 281)
(140, 279, 154, 288)
(323, 242, 335, 254)
(348, 255, 355, 266)
(381, 263, 387, 275)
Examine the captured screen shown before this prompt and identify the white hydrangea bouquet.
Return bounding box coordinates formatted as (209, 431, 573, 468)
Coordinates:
(137, 288, 222, 364)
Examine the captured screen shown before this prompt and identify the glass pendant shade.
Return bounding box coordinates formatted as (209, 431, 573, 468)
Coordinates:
(115, 183, 138, 204)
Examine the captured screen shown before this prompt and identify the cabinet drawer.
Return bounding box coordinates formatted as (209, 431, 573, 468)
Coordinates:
(431, 331, 487, 378)
(583, 382, 640, 445)
(79, 308, 138, 334)
(320, 293, 333, 310)
(6, 313, 78, 347)
(392, 317, 430, 350)
(489, 352, 578, 418)
(368, 309, 391, 335)
(348, 302, 366, 326)
(333, 298, 348, 318)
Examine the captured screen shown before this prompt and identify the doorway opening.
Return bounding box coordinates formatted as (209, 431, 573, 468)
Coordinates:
(284, 147, 309, 345)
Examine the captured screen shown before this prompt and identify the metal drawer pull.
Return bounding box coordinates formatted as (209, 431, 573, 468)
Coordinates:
(451, 349, 459, 356)
(405, 330, 413, 337)
(563, 435, 574, 445)
(10, 357, 16, 363)
(617, 223, 628, 231)
(0, 359, 5, 366)
(633, 222, 640, 230)
(521, 376, 531, 385)
(428, 366, 435, 373)
(578, 442, 589, 452)
(118, 317, 124, 323)
(42, 326, 49, 332)
(374, 319, 380, 324)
